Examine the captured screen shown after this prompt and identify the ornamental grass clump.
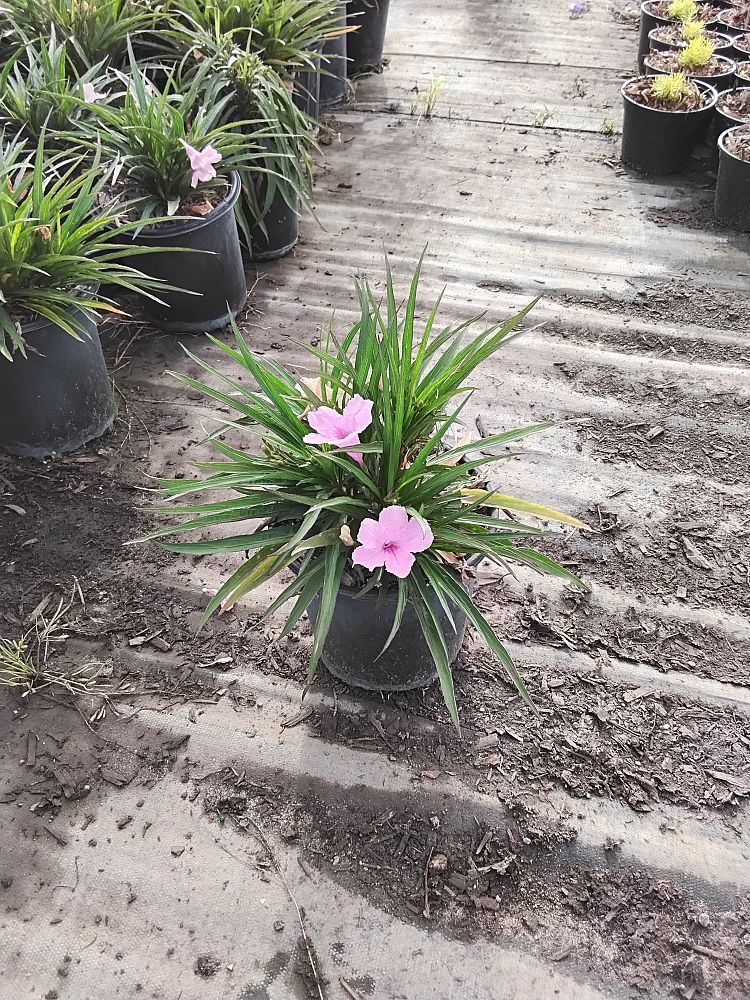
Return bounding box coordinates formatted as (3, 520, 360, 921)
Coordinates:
(681, 19, 706, 41)
(143, 260, 587, 728)
(679, 34, 715, 67)
(0, 138, 168, 358)
(77, 48, 274, 226)
(651, 71, 692, 101)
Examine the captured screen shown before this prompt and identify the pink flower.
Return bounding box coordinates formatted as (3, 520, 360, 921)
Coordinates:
(304, 394, 373, 464)
(352, 506, 433, 579)
(82, 81, 106, 103)
(180, 140, 222, 187)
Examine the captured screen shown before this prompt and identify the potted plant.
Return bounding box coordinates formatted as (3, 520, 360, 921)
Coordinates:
(714, 123, 750, 228)
(0, 141, 168, 458)
(319, 2, 349, 111)
(716, 4, 750, 35)
(733, 31, 750, 59)
(737, 58, 750, 79)
(638, 0, 724, 69)
(141, 260, 587, 729)
(645, 33, 736, 88)
(83, 56, 271, 332)
(3, 0, 163, 72)
(621, 73, 718, 173)
(716, 86, 750, 129)
(0, 34, 110, 145)
(347, 0, 391, 75)
(648, 17, 733, 54)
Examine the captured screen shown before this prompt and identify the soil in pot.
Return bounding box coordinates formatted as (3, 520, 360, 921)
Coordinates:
(735, 57, 750, 78)
(307, 567, 477, 692)
(319, 2, 348, 110)
(621, 76, 718, 173)
(0, 310, 114, 459)
(644, 48, 737, 88)
(717, 5, 750, 32)
(732, 30, 750, 56)
(716, 85, 750, 130)
(715, 123, 750, 227)
(347, 0, 391, 75)
(249, 181, 300, 261)
(648, 25, 734, 52)
(116, 172, 247, 334)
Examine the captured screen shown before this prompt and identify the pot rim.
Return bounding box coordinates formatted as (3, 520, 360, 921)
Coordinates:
(643, 52, 736, 76)
(718, 123, 750, 162)
(716, 85, 750, 123)
(118, 170, 241, 241)
(620, 76, 719, 114)
(647, 25, 733, 46)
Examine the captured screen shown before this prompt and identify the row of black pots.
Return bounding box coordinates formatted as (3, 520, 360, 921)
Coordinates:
(621, 80, 750, 229)
(301, 0, 392, 116)
(638, 0, 750, 70)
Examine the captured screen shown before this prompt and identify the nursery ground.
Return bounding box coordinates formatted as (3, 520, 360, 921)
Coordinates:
(2, 1, 750, 999)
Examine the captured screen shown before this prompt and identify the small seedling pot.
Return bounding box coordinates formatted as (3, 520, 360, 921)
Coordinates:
(293, 41, 323, 120)
(347, 0, 391, 75)
(714, 124, 750, 228)
(648, 26, 734, 55)
(123, 171, 246, 333)
(319, 2, 348, 110)
(735, 59, 750, 82)
(716, 7, 750, 35)
(715, 86, 750, 131)
(731, 33, 750, 61)
(307, 558, 481, 692)
(644, 52, 737, 90)
(0, 309, 114, 459)
(250, 183, 300, 262)
(621, 77, 718, 174)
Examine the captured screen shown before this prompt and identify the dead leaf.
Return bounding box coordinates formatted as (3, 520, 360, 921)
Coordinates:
(4, 503, 26, 515)
(682, 536, 713, 571)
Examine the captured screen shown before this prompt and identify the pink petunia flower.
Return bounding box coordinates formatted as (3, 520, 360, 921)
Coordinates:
(180, 140, 222, 188)
(352, 506, 433, 579)
(304, 394, 373, 464)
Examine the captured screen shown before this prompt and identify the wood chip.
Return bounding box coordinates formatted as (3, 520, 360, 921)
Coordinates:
(706, 770, 750, 793)
(644, 426, 665, 441)
(682, 536, 713, 571)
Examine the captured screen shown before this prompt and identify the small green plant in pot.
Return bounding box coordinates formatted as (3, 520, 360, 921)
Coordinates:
(142, 259, 587, 729)
(645, 32, 736, 89)
(621, 72, 718, 174)
(0, 139, 169, 458)
(84, 54, 274, 332)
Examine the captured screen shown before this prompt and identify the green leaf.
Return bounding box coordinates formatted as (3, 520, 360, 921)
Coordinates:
(410, 570, 460, 732)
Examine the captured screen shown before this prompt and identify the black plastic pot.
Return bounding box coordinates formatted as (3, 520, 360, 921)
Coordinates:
(250, 183, 300, 262)
(644, 52, 736, 90)
(715, 86, 750, 132)
(648, 27, 734, 55)
(715, 125, 750, 228)
(347, 0, 391, 75)
(293, 42, 323, 119)
(0, 310, 114, 459)
(124, 171, 246, 333)
(620, 78, 718, 174)
(319, 3, 348, 110)
(308, 561, 480, 692)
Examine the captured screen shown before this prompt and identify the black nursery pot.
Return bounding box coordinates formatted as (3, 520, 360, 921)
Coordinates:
(347, 0, 391, 75)
(308, 563, 479, 691)
(715, 86, 750, 132)
(644, 53, 737, 90)
(714, 126, 750, 229)
(293, 42, 323, 119)
(0, 310, 114, 459)
(620, 78, 718, 174)
(319, 2, 348, 110)
(250, 183, 300, 261)
(126, 171, 246, 333)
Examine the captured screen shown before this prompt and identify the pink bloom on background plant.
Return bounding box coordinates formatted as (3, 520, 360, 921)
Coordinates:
(352, 506, 433, 579)
(180, 140, 222, 187)
(304, 394, 373, 464)
(82, 81, 105, 103)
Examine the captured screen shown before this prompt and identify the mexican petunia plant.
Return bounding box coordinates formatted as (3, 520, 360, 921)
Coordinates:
(143, 260, 588, 728)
